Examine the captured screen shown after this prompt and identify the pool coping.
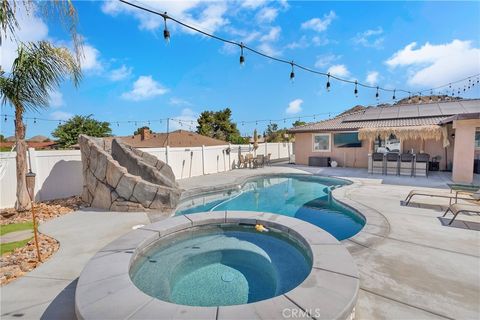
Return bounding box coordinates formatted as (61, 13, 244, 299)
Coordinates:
(75, 211, 359, 320)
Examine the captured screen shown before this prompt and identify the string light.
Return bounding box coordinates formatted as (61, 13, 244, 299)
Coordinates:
(4, 115, 7, 122)
(375, 86, 379, 100)
(119, 0, 480, 100)
(354, 81, 358, 97)
(239, 42, 245, 66)
(163, 12, 170, 43)
(392, 89, 396, 100)
(289, 61, 295, 82)
(34, 118, 36, 124)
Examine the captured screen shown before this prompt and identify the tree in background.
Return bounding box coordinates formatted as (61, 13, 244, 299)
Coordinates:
(196, 108, 248, 144)
(52, 115, 111, 148)
(0, 42, 81, 211)
(265, 123, 292, 142)
(292, 120, 306, 127)
(133, 126, 151, 135)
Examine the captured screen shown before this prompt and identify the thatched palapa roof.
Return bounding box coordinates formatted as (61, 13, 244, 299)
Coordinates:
(358, 125, 449, 147)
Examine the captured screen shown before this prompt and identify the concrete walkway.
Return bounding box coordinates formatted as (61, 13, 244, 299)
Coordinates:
(0, 210, 149, 320)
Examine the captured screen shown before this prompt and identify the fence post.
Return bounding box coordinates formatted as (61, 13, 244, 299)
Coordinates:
(165, 146, 170, 165)
(265, 142, 268, 157)
(201, 145, 206, 175)
(228, 143, 232, 170)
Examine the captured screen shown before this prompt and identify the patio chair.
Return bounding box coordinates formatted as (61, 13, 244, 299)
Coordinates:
(246, 153, 254, 168)
(266, 153, 271, 166)
(399, 153, 414, 176)
(385, 152, 399, 175)
(415, 153, 430, 177)
(256, 154, 265, 168)
(403, 188, 480, 206)
(238, 154, 247, 168)
(442, 203, 480, 225)
(371, 152, 384, 174)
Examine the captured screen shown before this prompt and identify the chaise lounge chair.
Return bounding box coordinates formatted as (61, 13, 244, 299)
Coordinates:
(403, 189, 479, 206)
(442, 203, 480, 225)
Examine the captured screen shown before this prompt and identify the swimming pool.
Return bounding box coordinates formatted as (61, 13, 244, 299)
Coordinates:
(176, 174, 365, 240)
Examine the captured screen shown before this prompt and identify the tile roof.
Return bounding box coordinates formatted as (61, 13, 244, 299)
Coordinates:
(108, 130, 228, 148)
(289, 99, 480, 133)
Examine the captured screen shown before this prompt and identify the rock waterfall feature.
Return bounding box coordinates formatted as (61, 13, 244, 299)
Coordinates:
(78, 135, 181, 212)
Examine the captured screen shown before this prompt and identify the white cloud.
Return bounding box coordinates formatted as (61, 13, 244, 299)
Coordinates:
(385, 39, 480, 87)
(301, 11, 336, 32)
(257, 42, 280, 57)
(241, 0, 268, 9)
(365, 71, 379, 86)
(101, 0, 228, 35)
(50, 111, 73, 121)
(256, 7, 278, 23)
(315, 54, 340, 68)
(1, 6, 48, 72)
(353, 27, 384, 48)
(169, 97, 192, 106)
(121, 76, 169, 101)
(286, 99, 303, 114)
(109, 65, 132, 81)
(260, 26, 281, 42)
(80, 44, 103, 72)
(49, 90, 64, 108)
(170, 108, 198, 131)
(327, 64, 350, 77)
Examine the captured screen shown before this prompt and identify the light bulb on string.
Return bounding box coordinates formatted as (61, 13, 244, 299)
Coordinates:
(392, 89, 396, 101)
(163, 13, 170, 44)
(117, 122, 119, 127)
(326, 73, 331, 92)
(34, 118, 37, 124)
(289, 61, 295, 82)
(4, 115, 7, 122)
(354, 81, 358, 97)
(239, 42, 245, 66)
(375, 86, 379, 100)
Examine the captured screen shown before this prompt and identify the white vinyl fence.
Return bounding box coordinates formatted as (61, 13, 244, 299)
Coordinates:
(0, 142, 292, 208)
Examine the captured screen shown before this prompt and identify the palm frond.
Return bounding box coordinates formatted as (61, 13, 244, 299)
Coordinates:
(2, 41, 81, 112)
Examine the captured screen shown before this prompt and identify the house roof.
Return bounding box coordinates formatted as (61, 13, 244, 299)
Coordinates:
(110, 130, 228, 148)
(289, 99, 480, 133)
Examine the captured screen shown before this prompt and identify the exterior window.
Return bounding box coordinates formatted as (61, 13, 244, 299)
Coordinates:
(334, 132, 362, 148)
(313, 133, 330, 152)
(375, 134, 400, 153)
(475, 129, 480, 149)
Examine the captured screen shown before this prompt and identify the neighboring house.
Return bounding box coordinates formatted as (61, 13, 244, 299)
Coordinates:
(289, 99, 480, 183)
(0, 135, 57, 150)
(108, 128, 228, 148)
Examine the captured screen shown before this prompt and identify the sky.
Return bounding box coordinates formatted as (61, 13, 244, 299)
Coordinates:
(1, 0, 480, 139)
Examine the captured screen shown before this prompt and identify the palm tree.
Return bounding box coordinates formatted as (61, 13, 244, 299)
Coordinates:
(0, 41, 81, 210)
(1, 0, 82, 60)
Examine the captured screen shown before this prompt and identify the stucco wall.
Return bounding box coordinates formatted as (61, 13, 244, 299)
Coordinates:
(293, 132, 370, 167)
(294, 131, 459, 170)
(452, 119, 480, 183)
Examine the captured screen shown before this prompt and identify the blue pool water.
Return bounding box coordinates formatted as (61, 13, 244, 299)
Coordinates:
(130, 225, 312, 306)
(177, 175, 365, 240)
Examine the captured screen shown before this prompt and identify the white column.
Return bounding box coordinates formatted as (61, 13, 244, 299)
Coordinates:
(165, 146, 170, 165)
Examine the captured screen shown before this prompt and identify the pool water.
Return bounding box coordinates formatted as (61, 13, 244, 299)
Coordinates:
(177, 175, 365, 240)
(130, 225, 312, 306)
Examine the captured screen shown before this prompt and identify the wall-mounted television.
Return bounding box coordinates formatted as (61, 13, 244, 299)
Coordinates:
(333, 132, 362, 148)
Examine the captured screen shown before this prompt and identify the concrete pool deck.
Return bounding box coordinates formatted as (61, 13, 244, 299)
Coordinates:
(1, 165, 479, 319)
